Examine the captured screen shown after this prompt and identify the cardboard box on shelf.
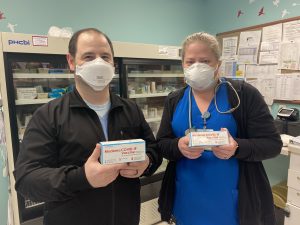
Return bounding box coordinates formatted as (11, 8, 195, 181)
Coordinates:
(16, 88, 37, 100)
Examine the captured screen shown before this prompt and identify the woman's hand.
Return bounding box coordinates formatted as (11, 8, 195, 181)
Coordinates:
(211, 128, 239, 160)
(178, 135, 205, 159)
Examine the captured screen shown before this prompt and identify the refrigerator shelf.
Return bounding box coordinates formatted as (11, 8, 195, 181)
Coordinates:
(129, 92, 169, 98)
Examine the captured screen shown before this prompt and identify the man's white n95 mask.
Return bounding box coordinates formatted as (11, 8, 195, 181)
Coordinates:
(75, 57, 115, 91)
(184, 62, 218, 91)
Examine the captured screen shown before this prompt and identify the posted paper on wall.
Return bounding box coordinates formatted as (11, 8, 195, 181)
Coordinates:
(246, 79, 259, 90)
(238, 31, 261, 64)
(220, 60, 237, 78)
(245, 65, 258, 79)
(283, 20, 300, 42)
(246, 64, 278, 79)
(275, 74, 300, 100)
(279, 42, 300, 70)
(222, 36, 238, 59)
(258, 77, 276, 105)
(236, 64, 246, 78)
(239, 30, 262, 47)
(294, 74, 300, 100)
(260, 42, 280, 51)
(259, 51, 279, 64)
(246, 77, 276, 105)
(238, 47, 258, 64)
(262, 23, 282, 42)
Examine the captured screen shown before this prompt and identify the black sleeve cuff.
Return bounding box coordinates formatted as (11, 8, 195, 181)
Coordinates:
(142, 153, 154, 176)
(67, 166, 93, 193)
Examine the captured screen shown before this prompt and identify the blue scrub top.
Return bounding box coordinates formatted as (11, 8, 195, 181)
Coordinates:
(172, 84, 239, 225)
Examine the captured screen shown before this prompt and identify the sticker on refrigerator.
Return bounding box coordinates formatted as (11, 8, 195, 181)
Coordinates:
(32, 36, 48, 46)
(158, 46, 180, 59)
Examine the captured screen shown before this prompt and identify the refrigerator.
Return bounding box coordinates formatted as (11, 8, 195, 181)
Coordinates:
(122, 58, 184, 136)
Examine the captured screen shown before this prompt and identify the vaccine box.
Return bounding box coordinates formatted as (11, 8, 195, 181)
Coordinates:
(16, 88, 37, 100)
(100, 139, 145, 165)
(189, 131, 229, 148)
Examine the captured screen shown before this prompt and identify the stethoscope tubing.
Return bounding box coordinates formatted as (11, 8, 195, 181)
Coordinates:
(188, 80, 241, 130)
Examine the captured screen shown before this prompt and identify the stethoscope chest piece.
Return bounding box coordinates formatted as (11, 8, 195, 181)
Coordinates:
(202, 111, 211, 120)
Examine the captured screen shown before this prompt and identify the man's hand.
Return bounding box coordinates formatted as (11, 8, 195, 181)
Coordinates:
(120, 155, 150, 178)
(178, 135, 204, 159)
(84, 144, 127, 188)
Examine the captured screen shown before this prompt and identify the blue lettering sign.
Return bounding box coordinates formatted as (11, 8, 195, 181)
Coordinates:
(8, 40, 30, 45)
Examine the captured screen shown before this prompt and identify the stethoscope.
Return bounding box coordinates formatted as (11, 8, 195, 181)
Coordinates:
(185, 79, 241, 135)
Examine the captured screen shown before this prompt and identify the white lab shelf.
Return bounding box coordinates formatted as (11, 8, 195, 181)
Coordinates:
(285, 143, 300, 225)
(13, 73, 74, 79)
(129, 92, 169, 98)
(128, 73, 183, 78)
(15, 98, 55, 105)
(145, 117, 161, 123)
(13, 73, 119, 79)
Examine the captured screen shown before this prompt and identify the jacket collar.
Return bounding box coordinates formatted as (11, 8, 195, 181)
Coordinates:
(69, 88, 124, 110)
(224, 77, 243, 92)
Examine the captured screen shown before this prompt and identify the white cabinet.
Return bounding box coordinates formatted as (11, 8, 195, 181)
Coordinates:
(285, 144, 300, 224)
(285, 204, 300, 225)
(290, 151, 300, 171)
(287, 169, 300, 190)
(287, 187, 300, 207)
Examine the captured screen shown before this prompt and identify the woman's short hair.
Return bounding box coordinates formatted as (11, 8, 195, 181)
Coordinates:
(181, 32, 221, 61)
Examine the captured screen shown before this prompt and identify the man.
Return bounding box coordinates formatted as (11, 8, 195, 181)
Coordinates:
(14, 28, 161, 225)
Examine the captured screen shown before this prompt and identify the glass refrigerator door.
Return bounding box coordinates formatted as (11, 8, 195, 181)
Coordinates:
(125, 59, 183, 203)
(124, 59, 184, 136)
(10, 55, 121, 146)
(110, 58, 121, 96)
(5, 53, 73, 221)
(12, 60, 74, 141)
(5, 53, 121, 222)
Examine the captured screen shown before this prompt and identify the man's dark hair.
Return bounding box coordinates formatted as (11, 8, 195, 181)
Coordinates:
(68, 28, 114, 57)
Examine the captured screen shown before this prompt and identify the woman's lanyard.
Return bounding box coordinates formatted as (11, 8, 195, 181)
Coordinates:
(185, 88, 211, 135)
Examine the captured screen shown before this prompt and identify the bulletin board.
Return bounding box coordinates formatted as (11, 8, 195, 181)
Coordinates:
(216, 16, 300, 105)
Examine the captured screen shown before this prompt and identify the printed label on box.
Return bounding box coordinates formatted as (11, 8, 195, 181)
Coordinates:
(189, 131, 229, 148)
(100, 139, 145, 164)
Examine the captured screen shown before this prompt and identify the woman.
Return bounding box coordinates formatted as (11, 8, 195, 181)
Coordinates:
(157, 32, 282, 225)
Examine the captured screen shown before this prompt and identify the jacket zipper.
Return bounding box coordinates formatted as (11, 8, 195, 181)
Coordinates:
(112, 182, 115, 225)
(88, 107, 116, 223)
(107, 111, 116, 225)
